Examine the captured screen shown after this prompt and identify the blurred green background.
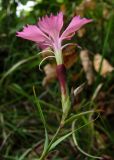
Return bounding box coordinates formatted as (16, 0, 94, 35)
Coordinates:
(0, 0, 114, 159)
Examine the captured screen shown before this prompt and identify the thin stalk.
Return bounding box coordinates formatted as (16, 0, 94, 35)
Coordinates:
(39, 62, 70, 159)
(39, 124, 62, 160)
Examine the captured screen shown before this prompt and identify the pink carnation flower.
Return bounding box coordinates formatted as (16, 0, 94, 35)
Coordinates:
(17, 12, 92, 64)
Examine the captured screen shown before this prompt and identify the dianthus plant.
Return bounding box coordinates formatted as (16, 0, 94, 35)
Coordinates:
(17, 12, 101, 160)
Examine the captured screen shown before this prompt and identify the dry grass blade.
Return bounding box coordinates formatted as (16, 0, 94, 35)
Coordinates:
(93, 54, 114, 77)
(80, 50, 95, 85)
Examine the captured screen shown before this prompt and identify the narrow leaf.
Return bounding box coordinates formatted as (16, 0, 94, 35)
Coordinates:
(65, 110, 96, 125)
(49, 114, 99, 151)
(33, 86, 49, 154)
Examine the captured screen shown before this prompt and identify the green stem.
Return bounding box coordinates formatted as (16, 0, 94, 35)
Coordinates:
(39, 125, 62, 160)
(56, 64, 71, 124)
(39, 60, 71, 159)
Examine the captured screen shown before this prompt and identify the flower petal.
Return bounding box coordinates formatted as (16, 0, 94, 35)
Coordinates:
(37, 42, 52, 50)
(38, 12, 63, 40)
(61, 16, 92, 40)
(16, 25, 47, 42)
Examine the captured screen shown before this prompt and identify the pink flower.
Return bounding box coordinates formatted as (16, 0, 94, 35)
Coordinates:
(17, 12, 92, 64)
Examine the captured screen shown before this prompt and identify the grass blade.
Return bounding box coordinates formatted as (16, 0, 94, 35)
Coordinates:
(72, 120, 102, 159)
(0, 52, 41, 84)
